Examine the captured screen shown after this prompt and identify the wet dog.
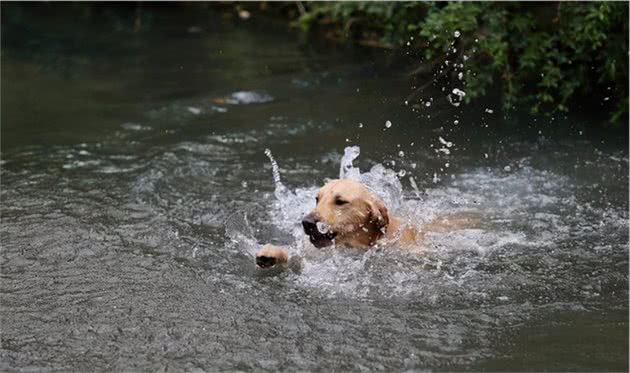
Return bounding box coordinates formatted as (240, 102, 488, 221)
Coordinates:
(256, 178, 472, 268)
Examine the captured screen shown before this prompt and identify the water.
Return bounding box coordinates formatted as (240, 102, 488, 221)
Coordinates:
(1, 5, 628, 371)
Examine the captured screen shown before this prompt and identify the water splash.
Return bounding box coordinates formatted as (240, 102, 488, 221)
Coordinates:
(316, 221, 331, 234)
(264, 148, 288, 197)
(339, 146, 361, 179)
(447, 94, 462, 107)
(224, 211, 258, 255)
(452, 88, 466, 98)
(264, 148, 317, 236)
(228, 146, 628, 305)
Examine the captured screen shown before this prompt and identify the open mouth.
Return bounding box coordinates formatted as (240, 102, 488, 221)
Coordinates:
(307, 231, 337, 248)
(302, 220, 337, 248)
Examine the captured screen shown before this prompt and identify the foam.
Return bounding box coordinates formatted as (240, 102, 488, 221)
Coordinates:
(226, 146, 628, 302)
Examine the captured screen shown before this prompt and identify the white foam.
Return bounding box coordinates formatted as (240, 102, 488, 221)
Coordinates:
(227, 147, 628, 301)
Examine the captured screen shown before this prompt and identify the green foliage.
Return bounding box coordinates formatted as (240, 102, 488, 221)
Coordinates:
(295, 2, 428, 47)
(298, 2, 629, 124)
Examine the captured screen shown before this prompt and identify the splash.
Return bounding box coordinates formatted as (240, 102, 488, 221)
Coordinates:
(264, 148, 288, 198)
(228, 147, 627, 303)
(264, 148, 317, 236)
(339, 146, 361, 179)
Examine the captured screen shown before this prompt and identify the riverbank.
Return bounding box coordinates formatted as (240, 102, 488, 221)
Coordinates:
(237, 2, 629, 127)
(3, 2, 628, 128)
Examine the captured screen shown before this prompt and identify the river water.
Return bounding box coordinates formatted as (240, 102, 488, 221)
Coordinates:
(1, 5, 628, 372)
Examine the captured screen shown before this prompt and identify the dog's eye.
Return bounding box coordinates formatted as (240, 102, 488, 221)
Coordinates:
(335, 198, 348, 206)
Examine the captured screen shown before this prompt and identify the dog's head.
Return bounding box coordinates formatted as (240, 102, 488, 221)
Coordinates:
(302, 179, 390, 248)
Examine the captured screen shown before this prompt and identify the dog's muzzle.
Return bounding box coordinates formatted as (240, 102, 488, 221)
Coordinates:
(302, 213, 336, 248)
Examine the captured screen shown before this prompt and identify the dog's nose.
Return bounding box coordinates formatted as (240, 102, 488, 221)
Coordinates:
(302, 213, 319, 234)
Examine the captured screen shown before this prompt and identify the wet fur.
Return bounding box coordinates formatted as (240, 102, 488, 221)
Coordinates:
(310, 179, 414, 248)
(255, 179, 472, 267)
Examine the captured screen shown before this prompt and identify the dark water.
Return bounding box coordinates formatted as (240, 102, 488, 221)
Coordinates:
(1, 5, 628, 372)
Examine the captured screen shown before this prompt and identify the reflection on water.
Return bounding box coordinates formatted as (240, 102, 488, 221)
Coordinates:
(1, 5, 628, 372)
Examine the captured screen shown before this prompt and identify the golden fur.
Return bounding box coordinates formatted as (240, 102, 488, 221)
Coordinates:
(310, 179, 416, 248)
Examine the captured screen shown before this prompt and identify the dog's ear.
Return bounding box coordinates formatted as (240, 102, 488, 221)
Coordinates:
(367, 198, 390, 232)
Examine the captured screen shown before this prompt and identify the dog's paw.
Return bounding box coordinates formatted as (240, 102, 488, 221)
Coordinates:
(255, 245, 288, 269)
(256, 255, 279, 268)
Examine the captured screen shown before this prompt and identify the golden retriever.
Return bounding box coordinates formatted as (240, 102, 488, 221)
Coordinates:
(256, 178, 472, 268)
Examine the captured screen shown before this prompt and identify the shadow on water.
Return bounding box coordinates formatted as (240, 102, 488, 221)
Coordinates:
(1, 4, 628, 372)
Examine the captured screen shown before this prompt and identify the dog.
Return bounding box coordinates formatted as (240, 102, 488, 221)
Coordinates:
(256, 178, 473, 268)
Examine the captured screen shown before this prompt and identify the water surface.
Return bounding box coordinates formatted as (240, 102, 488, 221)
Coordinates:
(1, 5, 628, 372)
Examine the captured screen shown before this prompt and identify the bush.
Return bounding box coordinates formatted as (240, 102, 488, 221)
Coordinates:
(298, 2, 629, 124)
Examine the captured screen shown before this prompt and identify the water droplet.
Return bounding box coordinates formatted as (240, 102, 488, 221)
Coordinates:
(358, 123, 364, 128)
(432, 173, 440, 183)
(484, 153, 489, 159)
(452, 88, 466, 98)
(398, 170, 407, 177)
(485, 108, 494, 114)
(241, 181, 248, 188)
(438, 136, 450, 145)
(504, 165, 511, 172)
(448, 95, 462, 107)
(425, 101, 431, 107)
(453, 120, 459, 125)
(445, 163, 450, 168)
(345, 138, 350, 142)
(454, 30, 461, 38)
(404, 100, 409, 105)
(385, 120, 392, 128)
(398, 151, 405, 157)
(458, 72, 464, 80)
(316, 222, 330, 234)
(411, 163, 417, 169)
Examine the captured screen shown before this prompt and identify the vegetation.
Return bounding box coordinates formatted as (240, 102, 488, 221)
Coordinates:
(294, 2, 629, 124)
(3, 2, 627, 124)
